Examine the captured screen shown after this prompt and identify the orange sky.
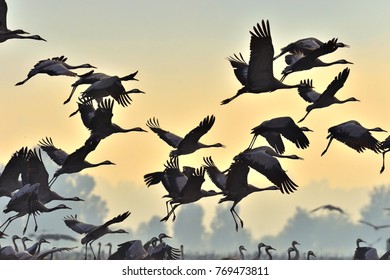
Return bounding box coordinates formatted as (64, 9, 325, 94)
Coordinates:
(1, 0, 390, 239)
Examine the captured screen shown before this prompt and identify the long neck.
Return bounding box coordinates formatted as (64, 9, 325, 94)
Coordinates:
(266, 249, 273, 260)
(239, 248, 245, 260)
(12, 237, 19, 252)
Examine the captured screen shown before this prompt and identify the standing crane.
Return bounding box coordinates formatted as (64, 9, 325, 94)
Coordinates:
(221, 20, 303, 105)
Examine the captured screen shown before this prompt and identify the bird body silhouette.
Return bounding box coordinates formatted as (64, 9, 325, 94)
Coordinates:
(249, 116, 312, 153)
(64, 211, 131, 259)
(233, 146, 302, 194)
(204, 157, 278, 231)
(39, 137, 115, 186)
(274, 37, 349, 60)
(147, 115, 224, 157)
(321, 120, 386, 156)
(72, 98, 146, 143)
(298, 68, 358, 123)
(15, 56, 96, 86)
(221, 20, 303, 105)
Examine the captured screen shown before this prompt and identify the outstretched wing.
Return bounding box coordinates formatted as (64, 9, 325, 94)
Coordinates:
(146, 118, 183, 148)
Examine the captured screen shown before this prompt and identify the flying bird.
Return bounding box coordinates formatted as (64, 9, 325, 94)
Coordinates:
(233, 146, 302, 194)
(273, 37, 349, 60)
(310, 204, 346, 214)
(15, 56, 96, 86)
(358, 220, 390, 231)
(221, 20, 303, 105)
(38, 137, 115, 187)
(64, 211, 131, 259)
(297, 68, 358, 123)
(321, 120, 386, 156)
(63, 70, 138, 104)
(249, 116, 312, 153)
(380, 135, 390, 173)
(203, 156, 278, 231)
(280, 38, 353, 82)
(146, 115, 225, 157)
(71, 98, 147, 144)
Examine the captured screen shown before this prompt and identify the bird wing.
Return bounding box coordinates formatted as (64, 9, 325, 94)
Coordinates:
(279, 119, 310, 150)
(202, 156, 227, 191)
(35, 246, 78, 260)
(0, 147, 29, 192)
(64, 140, 100, 165)
(234, 148, 298, 194)
(297, 79, 321, 103)
(178, 115, 216, 148)
(317, 67, 350, 99)
(146, 118, 183, 148)
(126, 240, 149, 260)
(247, 20, 274, 87)
(101, 211, 131, 228)
(0, 0, 8, 32)
(179, 167, 205, 196)
(89, 98, 114, 132)
(38, 137, 69, 166)
(260, 132, 285, 154)
(224, 160, 250, 194)
(328, 122, 382, 153)
(310, 205, 324, 213)
(226, 53, 248, 86)
(74, 97, 96, 130)
(63, 215, 97, 234)
(22, 148, 49, 191)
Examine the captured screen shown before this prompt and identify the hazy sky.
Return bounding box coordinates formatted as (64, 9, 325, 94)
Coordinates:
(1, 0, 390, 243)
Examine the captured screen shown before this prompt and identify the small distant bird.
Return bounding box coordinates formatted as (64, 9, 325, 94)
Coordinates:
(146, 115, 225, 157)
(63, 70, 138, 104)
(71, 98, 147, 143)
(273, 37, 349, 60)
(297, 68, 358, 123)
(15, 56, 96, 86)
(64, 211, 131, 260)
(321, 120, 386, 156)
(221, 20, 303, 105)
(249, 116, 312, 153)
(310, 204, 346, 214)
(38, 137, 115, 187)
(358, 220, 390, 231)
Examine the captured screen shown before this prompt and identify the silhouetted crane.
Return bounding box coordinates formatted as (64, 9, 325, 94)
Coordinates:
(358, 220, 390, 231)
(71, 98, 146, 144)
(321, 120, 386, 156)
(249, 116, 312, 153)
(22, 148, 85, 204)
(280, 38, 352, 82)
(64, 211, 130, 259)
(310, 204, 346, 214)
(38, 137, 115, 187)
(203, 156, 278, 231)
(0, 0, 46, 43)
(160, 167, 221, 222)
(147, 115, 224, 157)
(221, 20, 303, 105)
(274, 37, 349, 60)
(78, 75, 144, 107)
(0, 183, 71, 234)
(64, 70, 138, 104)
(298, 68, 358, 123)
(233, 146, 302, 194)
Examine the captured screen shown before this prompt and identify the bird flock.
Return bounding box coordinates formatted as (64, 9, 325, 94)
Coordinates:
(0, 1, 389, 260)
